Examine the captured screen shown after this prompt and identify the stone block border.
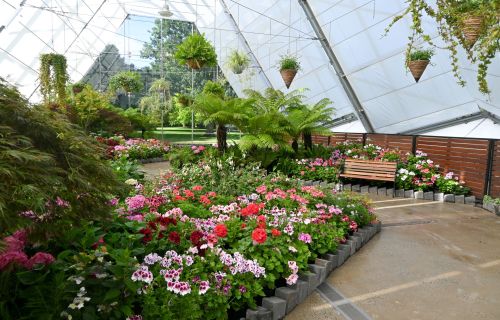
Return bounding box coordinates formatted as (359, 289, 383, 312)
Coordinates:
(245, 221, 381, 320)
(138, 157, 167, 164)
(482, 202, 500, 216)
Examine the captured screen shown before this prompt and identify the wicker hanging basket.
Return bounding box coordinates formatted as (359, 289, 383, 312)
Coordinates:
(280, 69, 297, 89)
(408, 60, 429, 83)
(462, 16, 483, 48)
(186, 59, 203, 70)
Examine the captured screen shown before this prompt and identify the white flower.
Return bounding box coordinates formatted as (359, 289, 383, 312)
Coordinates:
(125, 178, 138, 185)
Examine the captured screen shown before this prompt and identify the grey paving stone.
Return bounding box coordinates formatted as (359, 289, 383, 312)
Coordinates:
(444, 194, 455, 203)
(309, 264, 327, 283)
(455, 195, 465, 204)
(323, 253, 339, 269)
(352, 184, 361, 192)
(434, 192, 444, 201)
(262, 296, 286, 320)
(465, 196, 476, 205)
(289, 280, 308, 304)
(343, 184, 352, 191)
(345, 239, 357, 255)
(414, 191, 424, 199)
(369, 186, 378, 194)
(312, 181, 320, 186)
(315, 258, 334, 274)
(246, 307, 272, 320)
(424, 191, 434, 201)
(275, 287, 298, 314)
(299, 271, 320, 295)
(386, 188, 394, 197)
(404, 190, 414, 198)
(395, 189, 404, 197)
(360, 185, 369, 193)
(377, 187, 386, 196)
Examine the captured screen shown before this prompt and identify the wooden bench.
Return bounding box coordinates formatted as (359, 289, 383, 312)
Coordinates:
(340, 159, 398, 189)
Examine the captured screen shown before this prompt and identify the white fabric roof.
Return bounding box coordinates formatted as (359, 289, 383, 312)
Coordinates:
(1, 0, 499, 138)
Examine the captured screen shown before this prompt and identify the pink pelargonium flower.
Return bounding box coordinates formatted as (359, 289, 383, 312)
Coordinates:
(298, 233, 312, 244)
(0, 251, 29, 270)
(126, 195, 147, 211)
(126, 214, 144, 222)
(3, 236, 24, 253)
(25, 252, 55, 269)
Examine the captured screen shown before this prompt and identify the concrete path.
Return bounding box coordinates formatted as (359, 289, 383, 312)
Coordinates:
(139, 161, 171, 180)
(286, 196, 500, 320)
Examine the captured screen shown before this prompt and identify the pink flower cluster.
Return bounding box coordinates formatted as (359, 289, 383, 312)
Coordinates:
(216, 250, 266, 278)
(286, 260, 299, 285)
(0, 230, 55, 271)
(126, 195, 147, 211)
(191, 145, 206, 154)
(131, 266, 154, 284)
(298, 233, 312, 244)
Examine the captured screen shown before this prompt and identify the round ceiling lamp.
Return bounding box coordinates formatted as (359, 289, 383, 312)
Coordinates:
(158, 0, 173, 17)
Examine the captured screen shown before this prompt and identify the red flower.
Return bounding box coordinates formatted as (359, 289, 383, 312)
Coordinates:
(168, 231, 180, 245)
(241, 223, 247, 229)
(214, 224, 228, 238)
(91, 237, 105, 249)
(252, 228, 267, 244)
(190, 230, 204, 246)
(183, 189, 195, 198)
(240, 203, 261, 216)
(207, 233, 218, 245)
(257, 215, 266, 223)
(156, 216, 177, 227)
(192, 185, 203, 191)
(271, 228, 281, 237)
(139, 228, 153, 243)
(199, 195, 211, 206)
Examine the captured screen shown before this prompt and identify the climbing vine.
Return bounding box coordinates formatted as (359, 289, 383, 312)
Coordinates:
(39, 53, 68, 106)
(386, 0, 499, 93)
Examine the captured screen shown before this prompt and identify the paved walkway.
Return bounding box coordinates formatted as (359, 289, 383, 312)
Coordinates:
(139, 161, 171, 180)
(286, 196, 500, 320)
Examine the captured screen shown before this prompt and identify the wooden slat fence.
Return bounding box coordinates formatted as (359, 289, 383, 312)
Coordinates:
(311, 132, 499, 198)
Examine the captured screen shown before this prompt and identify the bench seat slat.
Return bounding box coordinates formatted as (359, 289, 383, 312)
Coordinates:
(340, 159, 397, 183)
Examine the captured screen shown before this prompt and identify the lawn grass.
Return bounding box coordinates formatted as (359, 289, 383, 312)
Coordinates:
(133, 127, 242, 145)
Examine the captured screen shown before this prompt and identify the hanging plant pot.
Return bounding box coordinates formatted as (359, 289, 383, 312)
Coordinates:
(408, 60, 429, 83)
(280, 69, 297, 88)
(462, 16, 483, 48)
(231, 65, 245, 74)
(186, 59, 203, 70)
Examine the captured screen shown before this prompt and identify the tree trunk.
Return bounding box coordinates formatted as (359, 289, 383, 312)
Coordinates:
(217, 124, 228, 152)
(291, 139, 299, 153)
(303, 132, 313, 150)
(141, 128, 146, 138)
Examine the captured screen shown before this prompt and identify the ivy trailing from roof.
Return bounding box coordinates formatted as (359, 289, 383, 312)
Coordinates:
(39, 53, 68, 107)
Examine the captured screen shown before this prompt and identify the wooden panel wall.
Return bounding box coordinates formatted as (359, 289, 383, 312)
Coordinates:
(366, 134, 413, 154)
(491, 141, 500, 197)
(329, 133, 363, 145)
(415, 137, 489, 197)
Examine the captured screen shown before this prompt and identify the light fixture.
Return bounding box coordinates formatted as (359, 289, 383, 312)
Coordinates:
(158, 0, 173, 17)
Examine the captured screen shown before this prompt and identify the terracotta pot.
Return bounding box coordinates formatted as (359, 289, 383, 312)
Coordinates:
(462, 16, 483, 48)
(186, 59, 203, 70)
(280, 69, 297, 89)
(408, 60, 429, 83)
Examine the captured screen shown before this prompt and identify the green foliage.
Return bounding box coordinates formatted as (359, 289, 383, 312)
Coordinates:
(174, 33, 217, 68)
(277, 54, 301, 71)
(39, 53, 68, 107)
(408, 49, 434, 61)
(108, 71, 143, 94)
(385, 0, 499, 93)
(121, 108, 156, 137)
(483, 195, 500, 205)
(0, 78, 124, 236)
(227, 50, 250, 74)
(73, 85, 109, 131)
(435, 174, 471, 195)
(202, 80, 225, 98)
(109, 156, 144, 182)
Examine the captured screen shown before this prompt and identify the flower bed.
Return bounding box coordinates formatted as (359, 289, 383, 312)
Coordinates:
(96, 135, 170, 160)
(0, 158, 375, 319)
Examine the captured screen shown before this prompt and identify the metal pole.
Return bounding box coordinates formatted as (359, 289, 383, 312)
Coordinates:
(297, 0, 374, 133)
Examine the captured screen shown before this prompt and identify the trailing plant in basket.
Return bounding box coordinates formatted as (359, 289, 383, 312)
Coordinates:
(407, 49, 434, 82)
(108, 71, 143, 94)
(385, 0, 499, 93)
(39, 53, 68, 107)
(174, 33, 217, 70)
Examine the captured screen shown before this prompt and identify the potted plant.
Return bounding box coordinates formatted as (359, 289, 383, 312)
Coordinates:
(277, 54, 301, 89)
(455, 0, 487, 48)
(407, 49, 433, 82)
(227, 50, 250, 74)
(108, 71, 143, 94)
(39, 53, 68, 107)
(174, 33, 217, 70)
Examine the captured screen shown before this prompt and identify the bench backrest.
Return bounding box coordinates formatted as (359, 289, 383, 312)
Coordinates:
(341, 159, 398, 182)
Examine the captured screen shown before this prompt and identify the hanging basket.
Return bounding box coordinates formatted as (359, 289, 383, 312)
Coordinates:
(462, 16, 483, 48)
(231, 65, 245, 75)
(408, 60, 429, 83)
(186, 59, 203, 70)
(280, 69, 297, 89)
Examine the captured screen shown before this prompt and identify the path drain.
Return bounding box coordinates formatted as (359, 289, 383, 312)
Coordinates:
(382, 219, 434, 227)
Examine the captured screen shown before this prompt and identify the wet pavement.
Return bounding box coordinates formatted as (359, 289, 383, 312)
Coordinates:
(286, 195, 500, 320)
